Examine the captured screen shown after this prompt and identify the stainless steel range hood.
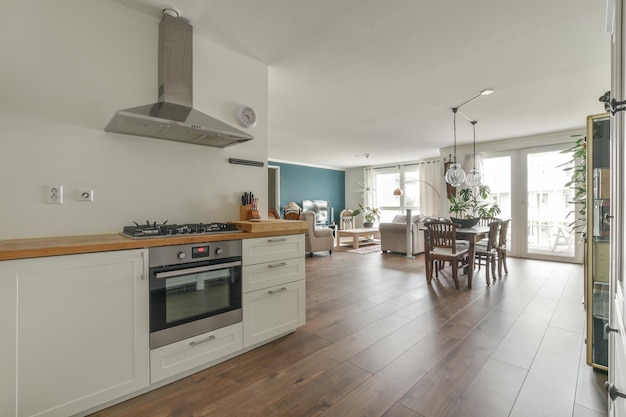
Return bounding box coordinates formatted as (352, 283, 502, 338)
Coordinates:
(105, 12, 252, 148)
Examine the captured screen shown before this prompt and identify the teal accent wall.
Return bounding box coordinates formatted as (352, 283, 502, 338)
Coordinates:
(269, 161, 345, 224)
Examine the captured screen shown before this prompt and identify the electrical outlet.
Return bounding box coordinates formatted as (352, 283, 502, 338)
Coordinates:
(78, 189, 94, 202)
(46, 185, 63, 204)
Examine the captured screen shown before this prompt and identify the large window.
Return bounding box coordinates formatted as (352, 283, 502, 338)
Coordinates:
(373, 168, 420, 210)
(374, 170, 401, 209)
(483, 156, 512, 220)
(372, 167, 404, 222)
(404, 170, 421, 208)
(368, 161, 441, 222)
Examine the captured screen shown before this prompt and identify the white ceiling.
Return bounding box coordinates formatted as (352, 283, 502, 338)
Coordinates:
(114, 0, 611, 169)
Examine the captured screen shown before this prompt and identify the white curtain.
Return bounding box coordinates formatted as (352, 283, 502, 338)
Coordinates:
(419, 161, 441, 216)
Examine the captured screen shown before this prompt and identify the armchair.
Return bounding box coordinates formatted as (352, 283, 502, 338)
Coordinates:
(301, 211, 334, 257)
(339, 209, 355, 230)
(379, 214, 425, 255)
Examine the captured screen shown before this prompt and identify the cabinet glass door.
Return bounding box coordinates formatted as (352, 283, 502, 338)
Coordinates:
(587, 113, 610, 370)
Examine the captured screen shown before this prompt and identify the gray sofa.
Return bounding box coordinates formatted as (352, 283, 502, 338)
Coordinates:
(379, 214, 425, 255)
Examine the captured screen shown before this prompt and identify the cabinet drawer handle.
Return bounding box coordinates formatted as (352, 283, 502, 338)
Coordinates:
(268, 262, 288, 268)
(268, 238, 288, 243)
(268, 287, 288, 295)
(141, 251, 148, 281)
(189, 335, 216, 347)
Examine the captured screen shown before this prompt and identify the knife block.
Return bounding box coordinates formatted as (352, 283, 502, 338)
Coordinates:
(240, 205, 261, 220)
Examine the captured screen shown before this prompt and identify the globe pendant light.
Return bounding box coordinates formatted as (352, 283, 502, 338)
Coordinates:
(465, 120, 482, 187)
(444, 108, 466, 187)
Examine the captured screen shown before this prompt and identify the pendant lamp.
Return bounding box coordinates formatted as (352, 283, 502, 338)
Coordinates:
(465, 120, 482, 187)
(444, 108, 466, 187)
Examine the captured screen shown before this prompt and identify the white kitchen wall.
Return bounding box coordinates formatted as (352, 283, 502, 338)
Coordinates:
(0, 1, 268, 239)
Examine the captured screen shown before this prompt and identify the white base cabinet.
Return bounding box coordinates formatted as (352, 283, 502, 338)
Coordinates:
(0, 261, 17, 417)
(150, 323, 242, 384)
(242, 235, 305, 348)
(0, 233, 306, 417)
(0, 250, 149, 417)
(243, 279, 305, 347)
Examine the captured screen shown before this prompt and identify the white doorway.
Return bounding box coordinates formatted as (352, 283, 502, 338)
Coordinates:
(268, 165, 280, 217)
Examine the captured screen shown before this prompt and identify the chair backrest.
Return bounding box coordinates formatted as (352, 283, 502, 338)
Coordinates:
(285, 212, 301, 220)
(478, 217, 501, 226)
(268, 208, 280, 219)
(484, 220, 501, 251)
(339, 209, 354, 230)
(425, 221, 460, 253)
(498, 218, 511, 248)
(301, 211, 316, 233)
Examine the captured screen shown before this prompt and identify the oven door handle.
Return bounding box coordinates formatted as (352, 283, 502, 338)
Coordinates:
(189, 335, 217, 347)
(155, 261, 242, 279)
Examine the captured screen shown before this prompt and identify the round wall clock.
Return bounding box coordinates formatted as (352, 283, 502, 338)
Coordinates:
(237, 105, 257, 128)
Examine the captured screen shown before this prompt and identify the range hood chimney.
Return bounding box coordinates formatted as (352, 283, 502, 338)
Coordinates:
(105, 11, 253, 148)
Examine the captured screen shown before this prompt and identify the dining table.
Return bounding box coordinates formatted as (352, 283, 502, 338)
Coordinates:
(422, 225, 489, 288)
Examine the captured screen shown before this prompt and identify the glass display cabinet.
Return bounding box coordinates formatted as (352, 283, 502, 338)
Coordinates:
(586, 112, 610, 371)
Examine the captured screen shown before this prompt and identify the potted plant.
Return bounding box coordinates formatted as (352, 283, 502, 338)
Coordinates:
(350, 204, 380, 228)
(448, 185, 501, 228)
(559, 136, 586, 239)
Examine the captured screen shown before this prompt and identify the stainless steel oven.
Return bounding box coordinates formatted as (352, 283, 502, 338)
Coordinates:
(148, 240, 242, 349)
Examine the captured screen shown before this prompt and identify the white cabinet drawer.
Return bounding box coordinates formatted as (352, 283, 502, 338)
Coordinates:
(150, 323, 242, 384)
(243, 257, 304, 293)
(243, 280, 305, 348)
(242, 235, 304, 265)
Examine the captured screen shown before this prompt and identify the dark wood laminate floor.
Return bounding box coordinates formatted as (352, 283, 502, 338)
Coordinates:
(91, 251, 608, 417)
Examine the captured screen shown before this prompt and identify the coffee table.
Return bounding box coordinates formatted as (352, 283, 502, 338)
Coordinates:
(336, 228, 380, 249)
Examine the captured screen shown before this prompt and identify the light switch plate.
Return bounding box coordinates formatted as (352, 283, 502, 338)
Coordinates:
(78, 189, 94, 202)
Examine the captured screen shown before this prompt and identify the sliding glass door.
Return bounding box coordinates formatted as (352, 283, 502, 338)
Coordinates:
(483, 144, 582, 263)
(482, 154, 513, 253)
(523, 146, 580, 261)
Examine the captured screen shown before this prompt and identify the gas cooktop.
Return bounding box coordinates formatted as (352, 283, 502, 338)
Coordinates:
(121, 221, 242, 239)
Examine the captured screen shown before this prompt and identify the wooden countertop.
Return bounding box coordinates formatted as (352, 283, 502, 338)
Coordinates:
(0, 220, 307, 261)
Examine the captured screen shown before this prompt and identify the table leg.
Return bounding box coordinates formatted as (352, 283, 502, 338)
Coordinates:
(467, 236, 476, 288)
(353, 234, 360, 248)
(424, 233, 432, 282)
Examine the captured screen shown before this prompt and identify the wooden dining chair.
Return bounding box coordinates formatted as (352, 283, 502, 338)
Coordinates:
(497, 219, 511, 277)
(425, 221, 470, 289)
(268, 208, 280, 219)
(284, 211, 301, 220)
(478, 217, 501, 227)
(474, 220, 501, 285)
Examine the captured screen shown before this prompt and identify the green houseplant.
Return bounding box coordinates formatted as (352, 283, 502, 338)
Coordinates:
(448, 185, 501, 227)
(559, 136, 586, 238)
(350, 204, 380, 228)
